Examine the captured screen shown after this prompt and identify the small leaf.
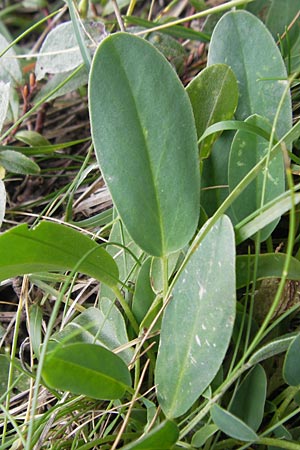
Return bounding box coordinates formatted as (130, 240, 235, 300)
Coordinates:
(156, 216, 236, 418)
(28, 303, 43, 359)
(230, 365, 267, 431)
(15, 130, 50, 147)
(51, 304, 133, 365)
(42, 343, 131, 399)
(283, 333, 300, 386)
(211, 404, 258, 442)
(0, 221, 119, 287)
(192, 424, 218, 448)
(0, 179, 5, 228)
(186, 63, 238, 158)
(89, 32, 200, 256)
(120, 420, 179, 449)
(0, 150, 40, 174)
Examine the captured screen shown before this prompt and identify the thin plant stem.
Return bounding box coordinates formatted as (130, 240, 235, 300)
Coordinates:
(135, 0, 255, 36)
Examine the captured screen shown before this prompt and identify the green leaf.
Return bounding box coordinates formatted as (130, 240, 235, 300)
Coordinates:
(208, 10, 292, 141)
(235, 192, 300, 244)
(125, 16, 211, 42)
(201, 131, 234, 217)
(236, 253, 300, 289)
(89, 33, 200, 257)
(230, 365, 267, 431)
(0, 221, 119, 287)
(35, 21, 107, 80)
(42, 343, 131, 400)
(15, 130, 50, 147)
(247, 0, 300, 44)
(100, 215, 142, 301)
(0, 179, 5, 228)
(155, 215, 236, 418)
(228, 114, 285, 240)
(0, 150, 40, 174)
(186, 63, 238, 158)
(0, 33, 22, 85)
(28, 303, 43, 359)
(192, 424, 218, 448)
(211, 404, 258, 442)
(120, 420, 179, 449)
(249, 333, 297, 365)
(51, 304, 133, 365)
(132, 257, 156, 325)
(0, 355, 30, 396)
(283, 333, 300, 386)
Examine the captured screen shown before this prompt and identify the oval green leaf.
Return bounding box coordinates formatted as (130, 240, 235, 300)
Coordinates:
(42, 342, 131, 400)
(120, 420, 179, 449)
(208, 10, 292, 141)
(0, 150, 40, 174)
(192, 424, 218, 448)
(230, 365, 267, 431)
(0, 221, 119, 287)
(186, 63, 238, 159)
(283, 333, 300, 386)
(228, 114, 285, 240)
(155, 215, 236, 418)
(89, 33, 200, 257)
(211, 404, 258, 442)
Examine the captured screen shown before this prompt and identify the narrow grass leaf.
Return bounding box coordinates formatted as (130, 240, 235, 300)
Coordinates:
(211, 404, 258, 442)
(235, 193, 300, 244)
(208, 10, 292, 141)
(186, 64, 238, 158)
(42, 343, 131, 400)
(120, 420, 179, 449)
(0, 221, 119, 287)
(89, 33, 200, 256)
(156, 215, 235, 418)
(283, 333, 300, 386)
(230, 365, 267, 431)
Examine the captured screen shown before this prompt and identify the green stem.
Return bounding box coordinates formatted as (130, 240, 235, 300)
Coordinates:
(135, 0, 255, 36)
(112, 286, 139, 335)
